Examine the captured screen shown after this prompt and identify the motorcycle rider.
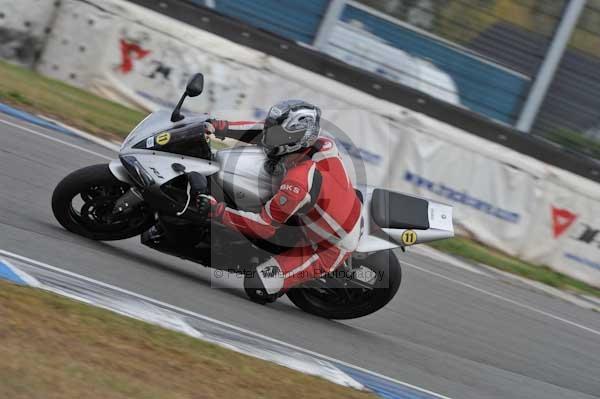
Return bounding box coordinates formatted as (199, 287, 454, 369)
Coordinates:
(200, 100, 362, 303)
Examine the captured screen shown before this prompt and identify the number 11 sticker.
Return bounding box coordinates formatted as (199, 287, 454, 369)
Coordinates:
(401, 230, 417, 246)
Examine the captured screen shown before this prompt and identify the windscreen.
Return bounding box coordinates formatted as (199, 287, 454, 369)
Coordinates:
(120, 110, 209, 151)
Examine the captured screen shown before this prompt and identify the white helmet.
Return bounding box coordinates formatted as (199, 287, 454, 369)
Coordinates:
(261, 100, 321, 156)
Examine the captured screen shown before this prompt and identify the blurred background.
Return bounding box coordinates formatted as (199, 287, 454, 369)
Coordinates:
(187, 0, 600, 159)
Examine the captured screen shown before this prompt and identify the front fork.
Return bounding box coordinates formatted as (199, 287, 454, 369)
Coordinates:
(112, 187, 144, 216)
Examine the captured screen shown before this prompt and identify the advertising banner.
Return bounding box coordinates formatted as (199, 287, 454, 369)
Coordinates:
(387, 117, 539, 256)
(523, 180, 600, 286)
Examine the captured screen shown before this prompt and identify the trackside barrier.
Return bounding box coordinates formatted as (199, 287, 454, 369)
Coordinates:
(0, 0, 599, 286)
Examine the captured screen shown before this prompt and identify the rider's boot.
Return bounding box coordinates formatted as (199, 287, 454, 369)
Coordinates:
(243, 267, 283, 304)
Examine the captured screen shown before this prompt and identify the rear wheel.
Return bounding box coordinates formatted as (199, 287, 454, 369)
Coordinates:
(286, 250, 401, 319)
(52, 164, 153, 241)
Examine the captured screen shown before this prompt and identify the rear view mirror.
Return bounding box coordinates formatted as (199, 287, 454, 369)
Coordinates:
(186, 73, 204, 97)
(171, 73, 204, 122)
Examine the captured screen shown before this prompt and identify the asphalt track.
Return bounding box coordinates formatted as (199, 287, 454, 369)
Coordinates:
(1, 113, 599, 399)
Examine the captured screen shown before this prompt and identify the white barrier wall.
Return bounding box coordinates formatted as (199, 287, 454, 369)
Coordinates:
(0, 0, 57, 66)
(2, 0, 600, 287)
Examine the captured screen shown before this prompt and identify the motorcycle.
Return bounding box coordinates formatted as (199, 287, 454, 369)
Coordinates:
(51, 73, 454, 319)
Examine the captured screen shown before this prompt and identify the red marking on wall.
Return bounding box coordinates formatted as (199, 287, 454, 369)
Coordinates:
(118, 39, 151, 74)
(551, 206, 577, 238)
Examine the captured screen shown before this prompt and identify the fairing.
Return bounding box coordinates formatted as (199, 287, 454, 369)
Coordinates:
(214, 147, 282, 211)
(113, 110, 454, 253)
(355, 186, 454, 253)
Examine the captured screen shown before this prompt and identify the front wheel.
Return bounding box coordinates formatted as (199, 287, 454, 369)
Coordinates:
(286, 250, 402, 319)
(52, 164, 154, 241)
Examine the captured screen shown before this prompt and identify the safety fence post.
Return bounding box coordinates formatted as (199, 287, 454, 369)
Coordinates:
(516, 0, 587, 133)
(313, 0, 347, 50)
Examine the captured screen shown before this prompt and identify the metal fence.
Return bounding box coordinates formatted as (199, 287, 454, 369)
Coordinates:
(189, 0, 600, 159)
(188, 0, 330, 43)
(350, 0, 564, 125)
(340, 0, 600, 159)
(537, 0, 600, 148)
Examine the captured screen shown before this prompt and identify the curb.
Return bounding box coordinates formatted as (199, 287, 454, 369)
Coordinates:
(0, 103, 75, 136)
(0, 102, 122, 152)
(38, 115, 122, 152)
(0, 259, 40, 287)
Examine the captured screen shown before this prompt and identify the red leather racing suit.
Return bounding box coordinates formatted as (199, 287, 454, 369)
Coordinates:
(212, 120, 363, 294)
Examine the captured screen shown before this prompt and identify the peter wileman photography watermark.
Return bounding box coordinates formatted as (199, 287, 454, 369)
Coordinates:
(211, 266, 389, 287)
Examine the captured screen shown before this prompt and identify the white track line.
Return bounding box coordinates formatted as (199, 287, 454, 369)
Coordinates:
(404, 261, 600, 337)
(410, 246, 489, 276)
(0, 118, 113, 161)
(0, 249, 452, 399)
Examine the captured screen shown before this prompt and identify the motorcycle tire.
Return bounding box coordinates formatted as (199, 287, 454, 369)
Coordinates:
(52, 163, 154, 241)
(286, 250, 402, 319)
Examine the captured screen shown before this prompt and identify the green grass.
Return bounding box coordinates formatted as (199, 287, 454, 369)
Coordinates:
(545, 128, 600, 159)
(0, 280, 374, 399)
(429, 236, 600, 298)
(0, 60, 146, 139)
(0, 60, 227, 149)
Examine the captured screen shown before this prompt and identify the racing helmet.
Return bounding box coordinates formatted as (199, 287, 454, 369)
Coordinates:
(261, 100, 321, 156)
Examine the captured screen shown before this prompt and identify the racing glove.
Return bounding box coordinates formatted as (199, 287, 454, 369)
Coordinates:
(201, 121, 215, 143)
(207, 119, 229, 138)
(196, 194, 225, 219)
